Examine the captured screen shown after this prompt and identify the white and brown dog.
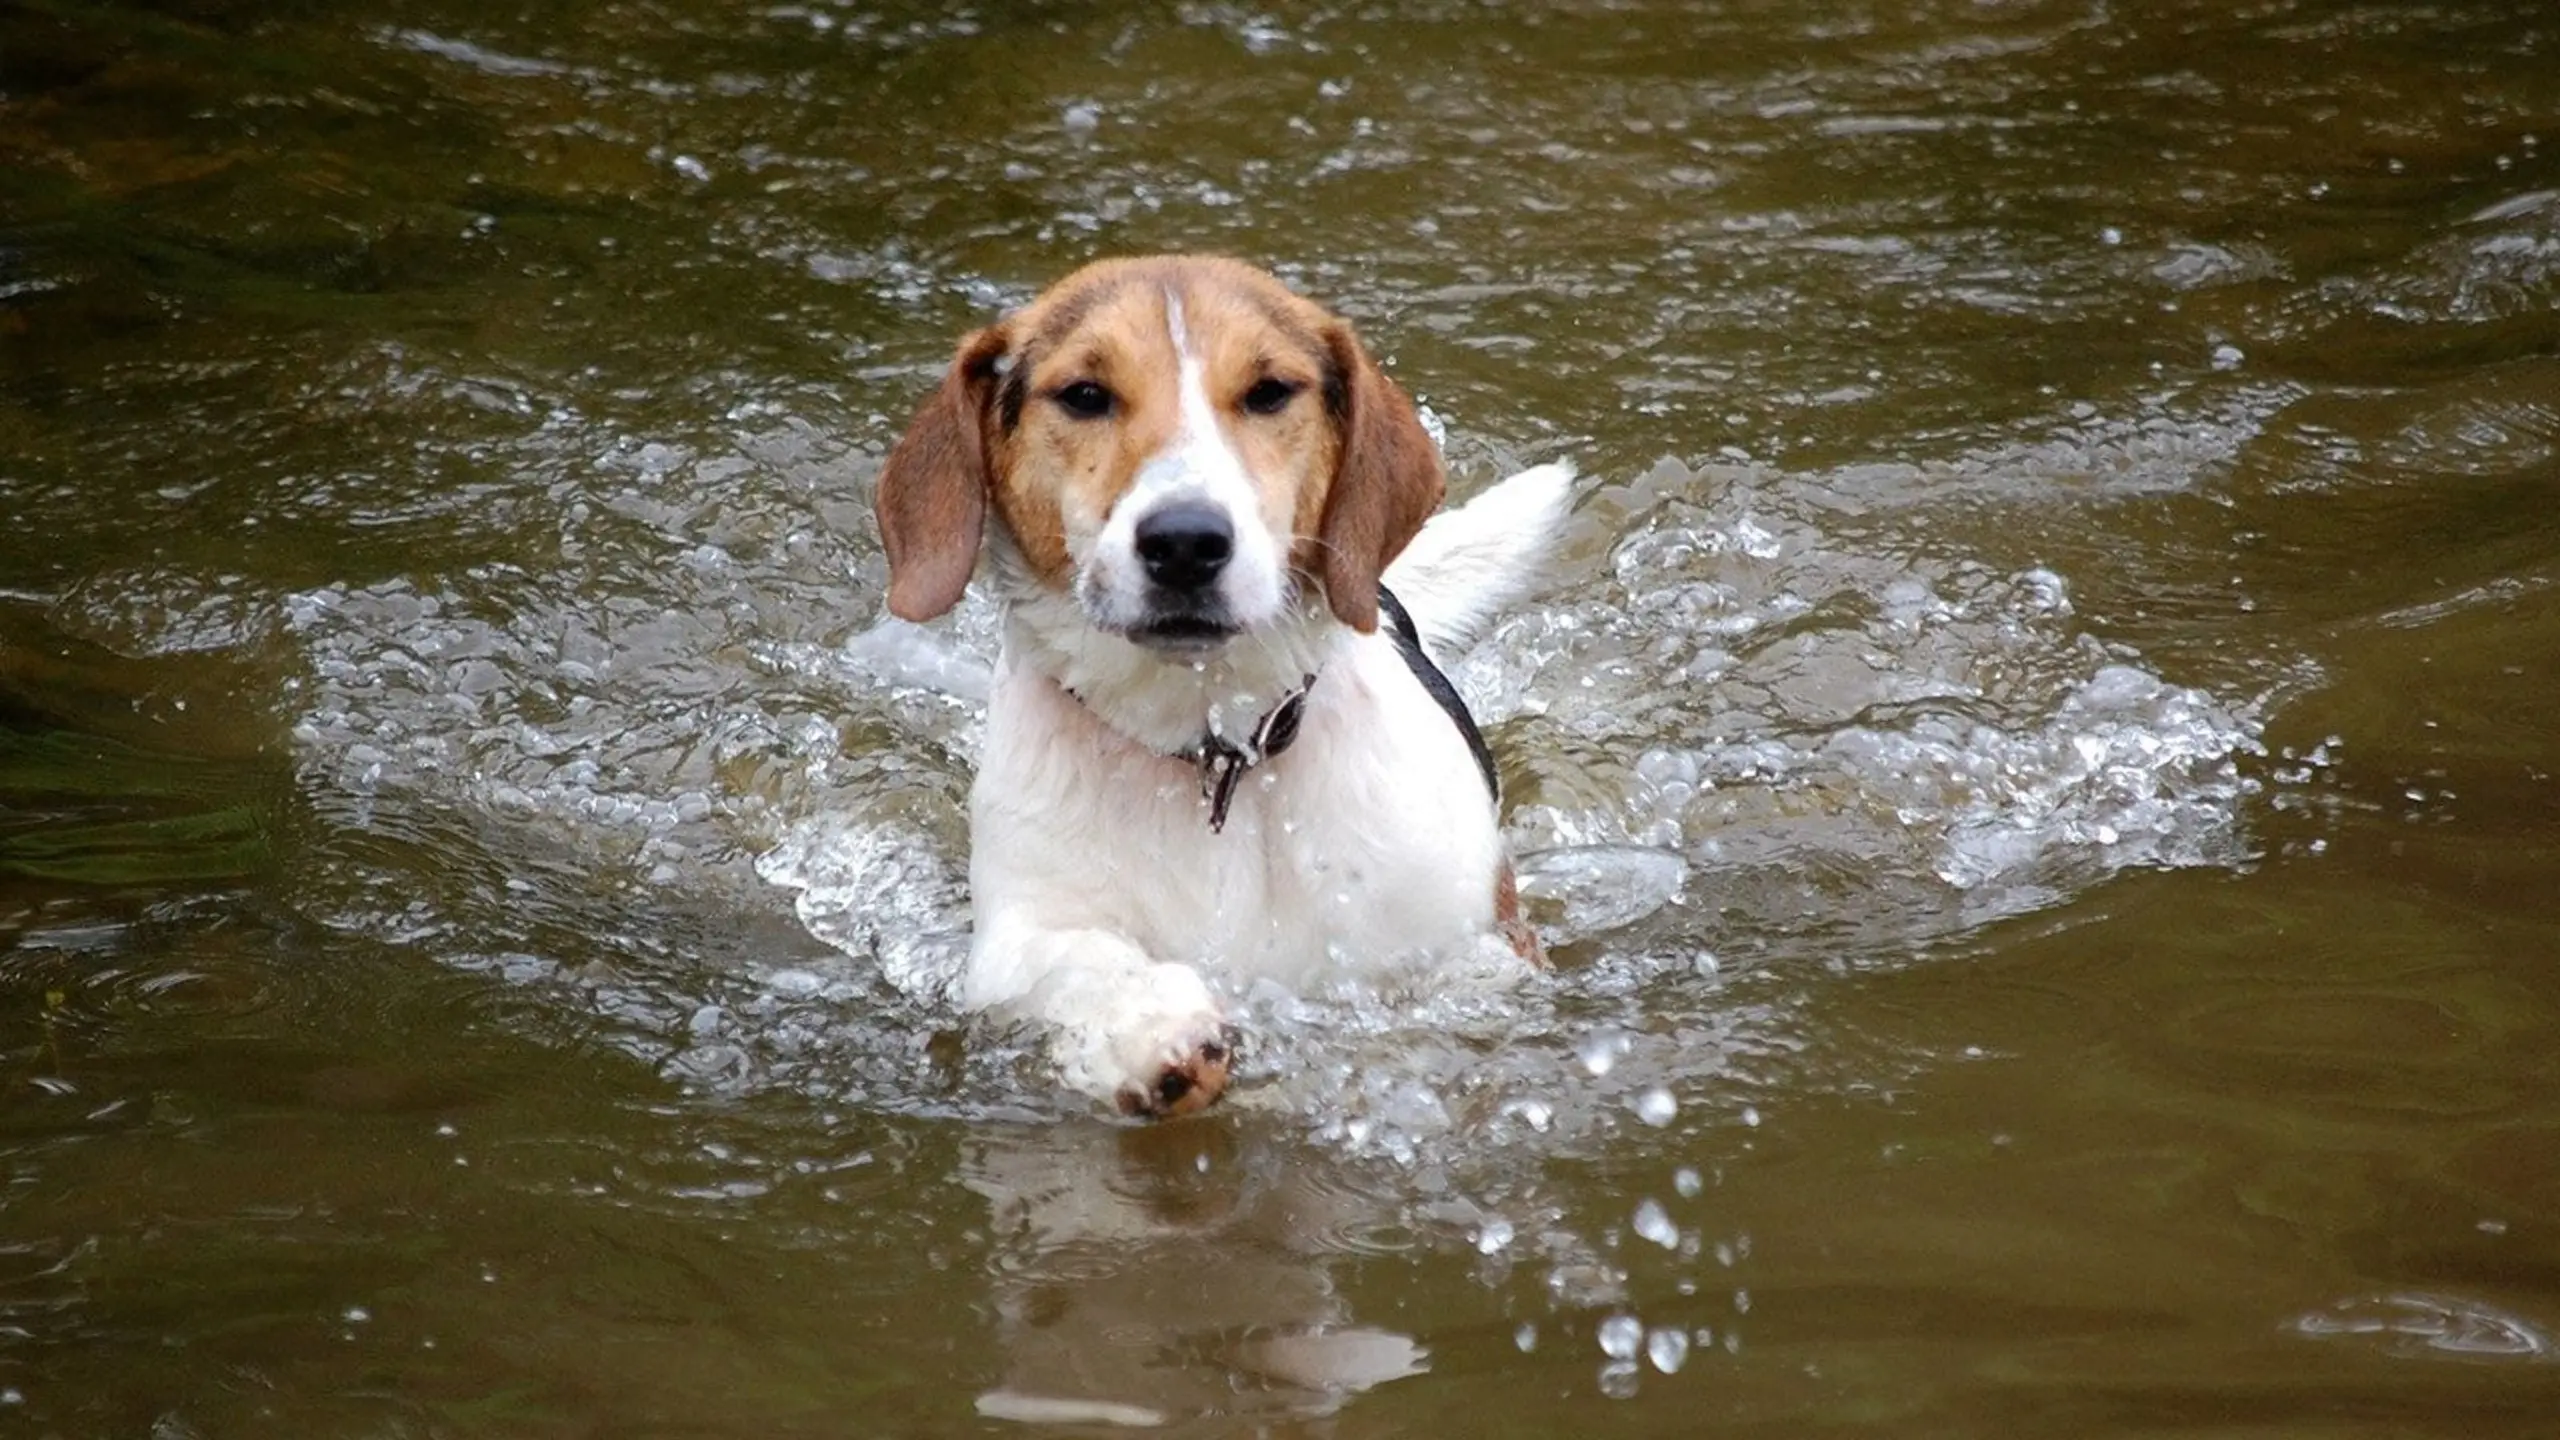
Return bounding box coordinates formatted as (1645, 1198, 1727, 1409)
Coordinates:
(875, 255, 1571, 1118)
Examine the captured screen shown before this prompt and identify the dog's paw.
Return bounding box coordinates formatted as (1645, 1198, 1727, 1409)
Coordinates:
(1029, 955, 1237, 1118)
(1115, 1021, 1240, 1120)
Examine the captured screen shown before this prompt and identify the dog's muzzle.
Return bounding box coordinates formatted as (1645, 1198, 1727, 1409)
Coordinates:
(1126, 501, 1241, 651)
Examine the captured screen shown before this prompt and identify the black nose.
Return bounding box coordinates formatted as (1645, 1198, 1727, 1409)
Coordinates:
(1133, 503, 1234, 591)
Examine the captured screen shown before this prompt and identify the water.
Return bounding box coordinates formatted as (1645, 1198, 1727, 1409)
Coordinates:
(8, 0, 2560, 1433)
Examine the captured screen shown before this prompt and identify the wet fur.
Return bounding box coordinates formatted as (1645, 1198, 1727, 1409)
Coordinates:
(875, 255, 1572, 1115)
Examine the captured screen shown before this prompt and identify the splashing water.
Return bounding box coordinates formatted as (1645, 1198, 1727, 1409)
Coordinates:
(281, 400, 2278, 1331)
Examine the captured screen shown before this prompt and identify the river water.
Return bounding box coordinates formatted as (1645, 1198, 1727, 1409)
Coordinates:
(6, 0, 2560, 1433)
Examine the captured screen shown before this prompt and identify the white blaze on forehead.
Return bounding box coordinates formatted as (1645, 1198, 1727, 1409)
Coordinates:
(1076, 286, 1286, 627)
(1144, 290, 1251, 502)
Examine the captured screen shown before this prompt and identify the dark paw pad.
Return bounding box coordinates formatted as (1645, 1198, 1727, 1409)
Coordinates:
(1117, 1027, 1241, 1120)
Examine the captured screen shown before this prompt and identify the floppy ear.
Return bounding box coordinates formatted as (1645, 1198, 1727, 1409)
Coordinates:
(876, 327, 1008, 622)
(1316, 324, 1445, 632)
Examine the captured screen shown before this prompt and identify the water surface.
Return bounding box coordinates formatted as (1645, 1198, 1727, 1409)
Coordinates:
(6, 0, 2560, 1433)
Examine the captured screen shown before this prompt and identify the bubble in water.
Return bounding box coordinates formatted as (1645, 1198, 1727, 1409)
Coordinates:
(1578, 1028, 1627, 1077)
(1633, 1086, 1678, 1126)
(1597, 1313, 1645, 1360)
(1475, 1218, 1516, 1255)
(1515, 1322, 1538, 1352)
(1598, 1359, 1642, 1399)
(1674, 1166, 1702, 1198)
(763, 968, 826, 999)
(1632, 1198, 1678, 1250)
(1647, 1325, 1691, 1374)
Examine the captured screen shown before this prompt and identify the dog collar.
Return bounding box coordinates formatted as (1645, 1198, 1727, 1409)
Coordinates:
(1054, 585, 1490, 835)
(1181, 677, 1314, 834)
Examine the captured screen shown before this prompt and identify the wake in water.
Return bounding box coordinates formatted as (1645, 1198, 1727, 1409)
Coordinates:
(277, 398, 2278, 1161)
(751, 450, 2268, 1144)
(264, 399, 2286, 1415)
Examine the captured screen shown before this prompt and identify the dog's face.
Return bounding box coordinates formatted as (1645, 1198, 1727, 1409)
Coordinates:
(875, 257, 1444, 648)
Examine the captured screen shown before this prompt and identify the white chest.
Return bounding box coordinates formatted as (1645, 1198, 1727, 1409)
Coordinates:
(967, 632, 1503, 986)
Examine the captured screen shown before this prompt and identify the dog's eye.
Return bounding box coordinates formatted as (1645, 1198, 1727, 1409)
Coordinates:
(1052, 380, 1115, 419)
(1240, 377, 1300, 416)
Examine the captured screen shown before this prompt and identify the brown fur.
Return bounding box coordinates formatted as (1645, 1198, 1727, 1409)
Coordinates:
(877, 327, 1007, 621)
(1311, 324, 1445, 632)
(1493, 860, 1547, 968)
(874, 256, 1444, 629)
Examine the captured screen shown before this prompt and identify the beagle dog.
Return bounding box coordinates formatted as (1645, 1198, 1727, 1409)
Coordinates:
(875, 255, 1571, 1118)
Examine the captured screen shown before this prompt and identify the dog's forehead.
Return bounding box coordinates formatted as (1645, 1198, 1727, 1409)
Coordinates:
(1011, 259, 1332, 372)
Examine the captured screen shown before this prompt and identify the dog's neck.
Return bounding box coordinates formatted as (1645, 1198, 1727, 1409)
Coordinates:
(997, 583, 1339, 762)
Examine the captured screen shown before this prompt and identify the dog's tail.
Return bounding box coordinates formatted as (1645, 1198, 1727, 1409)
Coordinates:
(1383, 461, 1576, 657)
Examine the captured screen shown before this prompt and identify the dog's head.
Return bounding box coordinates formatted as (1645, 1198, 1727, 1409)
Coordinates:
(874, 256, 1444, 651)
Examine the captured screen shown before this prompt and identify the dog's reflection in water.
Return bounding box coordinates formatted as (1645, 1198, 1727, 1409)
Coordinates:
(965, 1118, 1427, 1427)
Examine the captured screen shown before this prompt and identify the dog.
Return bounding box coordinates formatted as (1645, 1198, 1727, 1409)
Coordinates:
(873, 255, 1571, 1117)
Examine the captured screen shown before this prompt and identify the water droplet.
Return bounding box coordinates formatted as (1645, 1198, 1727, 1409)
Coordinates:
(1674, 1167, 1702, 1198)
(1740, 1105, 1761, 1128)
(1633, 1086, 1678, 1126)
(343, 1306, 371, 1324)
(1632, 1199, 1678, 1250)
(1475, 1218, 1515, 1254)
(1597, 1313, 1644, 1360)
(1578, 1029, 1626, 1077)
(1514, 1321, 1538, 1352)
(1647, 1325, 1691, 1374)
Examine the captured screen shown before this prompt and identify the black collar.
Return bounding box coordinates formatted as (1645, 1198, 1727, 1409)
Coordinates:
(1066, 581, 1497, 835)
(1181, 676, 1312, 834)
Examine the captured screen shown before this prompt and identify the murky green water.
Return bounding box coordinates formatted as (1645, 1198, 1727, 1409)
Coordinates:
(8, 0, 2560, 1433)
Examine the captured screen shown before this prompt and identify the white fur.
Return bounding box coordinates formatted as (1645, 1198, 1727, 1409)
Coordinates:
(970, 463, 1574, 1107)
(1385, 461, 1576, 658)
(1076, 292, 1290, 638)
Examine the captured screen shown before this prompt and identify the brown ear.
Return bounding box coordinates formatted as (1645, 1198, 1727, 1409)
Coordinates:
(876, 327, 1007, 621)
(1317, 324, 1445, 632)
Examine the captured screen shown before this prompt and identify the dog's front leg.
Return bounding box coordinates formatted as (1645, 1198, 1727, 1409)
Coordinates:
(969, 916, 1237, 1118)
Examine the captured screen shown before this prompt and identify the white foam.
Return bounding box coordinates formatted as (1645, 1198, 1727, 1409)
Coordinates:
(275, 398, 2284, 1294)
